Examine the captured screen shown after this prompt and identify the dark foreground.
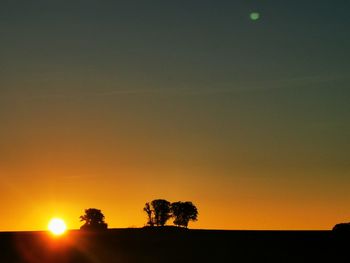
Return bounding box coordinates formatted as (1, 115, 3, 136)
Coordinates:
(0, 228, 348, 263)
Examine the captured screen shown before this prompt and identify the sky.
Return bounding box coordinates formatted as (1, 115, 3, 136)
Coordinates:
(1, 0, 350, 231)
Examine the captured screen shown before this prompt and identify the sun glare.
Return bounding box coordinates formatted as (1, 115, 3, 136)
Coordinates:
(48, 218, 67, 236)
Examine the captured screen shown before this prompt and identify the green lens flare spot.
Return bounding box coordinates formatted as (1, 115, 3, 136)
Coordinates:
(250, 12, 260, 21)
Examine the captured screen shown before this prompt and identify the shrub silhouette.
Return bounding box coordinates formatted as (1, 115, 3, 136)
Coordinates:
(171, 201, 198, 228)
(80, 208, 108, 231)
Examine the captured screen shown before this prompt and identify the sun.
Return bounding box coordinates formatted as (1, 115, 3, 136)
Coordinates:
(48, 218, 67, 236)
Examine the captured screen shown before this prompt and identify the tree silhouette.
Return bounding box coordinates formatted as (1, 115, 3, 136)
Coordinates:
(171, 201, 198, 228)
(333, 222, 350, 233)
(143, 202, 154, 227)
(149, 199, 171, 226)
(80, 208, 108, 231)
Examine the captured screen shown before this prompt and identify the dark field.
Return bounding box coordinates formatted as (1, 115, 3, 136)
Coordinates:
(0, 228, 348, 263)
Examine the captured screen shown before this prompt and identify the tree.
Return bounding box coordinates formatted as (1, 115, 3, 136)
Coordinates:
(333, 222, 350, 233)
(151, 199, 171, 226)
(80, 208, 108, 231)
(143, 202, 154, 227)
(171, 201, 198, 228)
(143, 199, 171, 226)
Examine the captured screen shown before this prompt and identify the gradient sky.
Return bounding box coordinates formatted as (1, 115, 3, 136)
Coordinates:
(1, 1, 350, 231)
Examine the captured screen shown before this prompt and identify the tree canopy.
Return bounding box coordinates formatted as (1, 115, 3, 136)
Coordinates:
(80, 208, 108, 231)
(333, 222, 350, 233)
(143, 199, 198, 228)
(150, 199, 172, 226)
(171, 201, 198, 228)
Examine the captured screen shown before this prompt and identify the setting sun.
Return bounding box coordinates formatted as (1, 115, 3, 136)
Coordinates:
(48, 218, 67, 236)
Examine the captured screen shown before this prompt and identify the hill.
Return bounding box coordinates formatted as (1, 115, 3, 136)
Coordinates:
(0, 228, 348, 262)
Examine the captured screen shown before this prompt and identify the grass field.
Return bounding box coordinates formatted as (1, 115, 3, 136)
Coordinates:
(0, 228, 347, 262)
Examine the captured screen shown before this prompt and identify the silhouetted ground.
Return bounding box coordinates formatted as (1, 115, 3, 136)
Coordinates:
(0, 228, 348, 262)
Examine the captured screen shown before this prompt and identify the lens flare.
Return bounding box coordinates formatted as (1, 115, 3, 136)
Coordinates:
(250, 12, 260, 21)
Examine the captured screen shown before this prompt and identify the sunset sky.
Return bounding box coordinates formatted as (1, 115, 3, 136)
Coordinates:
(1, 1, 349, 231)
